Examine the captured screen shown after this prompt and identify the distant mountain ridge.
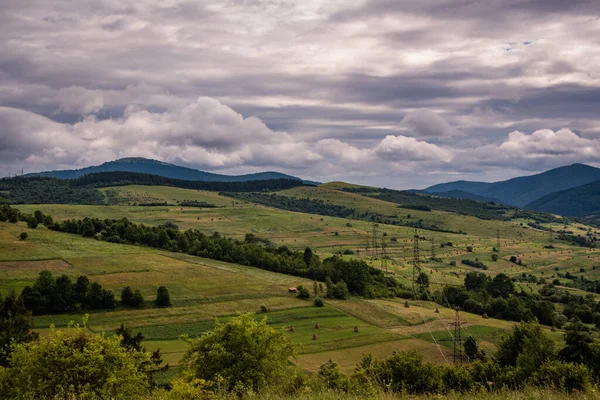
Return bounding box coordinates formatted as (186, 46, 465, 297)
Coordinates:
(26, 157, 307, 183)
(424, 163, 600, 207)
(526, 179, 600, 217)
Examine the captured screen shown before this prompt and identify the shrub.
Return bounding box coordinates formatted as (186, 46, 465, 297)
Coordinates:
(530, 361, 591, 392)
(314, 297, 324, 307)
(26, 218, 38, 229)
(19, 232, 27, 241)
(182, 313, 294, 391)
(466, 246, 473, 252)
(296, 285, 310, 300)
(491, 254, 499, 262)
(156, 286, 171, 307)
(259, 304, 269, 313)
(0, 324, 150, 399)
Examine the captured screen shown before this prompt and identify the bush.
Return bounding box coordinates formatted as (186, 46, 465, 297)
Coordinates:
(314, 297, 324, 307)
(259, 304, 269, 313)
(296, 285, 310, 300)
(466, 246, 473, 252)
(491, 254, 499, 262)
(19, 232, 27, 241)
(182, 313, 294, 391)
(156, 286, 171, 307)
(26, 218, 38, 229)
(0, 324, 150, 399)
(530, 361, 591, 392)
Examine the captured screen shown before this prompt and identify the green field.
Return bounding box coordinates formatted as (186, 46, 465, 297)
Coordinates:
(3, 183, 600, 372)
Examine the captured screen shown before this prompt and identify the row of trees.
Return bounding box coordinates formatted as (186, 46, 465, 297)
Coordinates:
(436, 271, 600, 329)
(20, 271, 172, 315)
(1, 313, 599, 399)
(15, 204, 396, 298)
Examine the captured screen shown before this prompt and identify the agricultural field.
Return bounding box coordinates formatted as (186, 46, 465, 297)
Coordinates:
(3, 183, 600, 373)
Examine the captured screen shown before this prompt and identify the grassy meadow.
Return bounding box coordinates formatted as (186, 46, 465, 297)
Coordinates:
(2, 183, 600, 373)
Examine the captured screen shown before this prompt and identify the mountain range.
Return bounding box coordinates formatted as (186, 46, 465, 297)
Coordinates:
(26, 157, 306, 183)
(425, 163, 600, 213)
(23, 158, 600, 219)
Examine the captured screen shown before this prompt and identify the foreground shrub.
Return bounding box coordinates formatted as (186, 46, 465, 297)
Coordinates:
(182, 313, 295, 391)
(0, 321, 150, 399)
(530, 361, 591, 393)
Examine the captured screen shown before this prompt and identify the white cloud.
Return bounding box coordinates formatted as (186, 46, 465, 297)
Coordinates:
(375, 135, 454, 162)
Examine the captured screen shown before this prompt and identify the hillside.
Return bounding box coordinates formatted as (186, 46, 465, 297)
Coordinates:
(526, 180, 600, 217)
(424, 163, 600, 207)
(26, 157, 303, 182)
(427, 190, 503, 204)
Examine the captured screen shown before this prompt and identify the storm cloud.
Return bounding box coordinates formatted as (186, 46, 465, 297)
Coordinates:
(1, 0, 600, 188)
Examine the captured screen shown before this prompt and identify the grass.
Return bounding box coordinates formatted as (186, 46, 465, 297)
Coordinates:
(3, 183, 600, 375)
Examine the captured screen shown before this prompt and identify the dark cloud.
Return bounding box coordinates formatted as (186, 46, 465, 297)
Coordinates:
(1, 0, 600, 187)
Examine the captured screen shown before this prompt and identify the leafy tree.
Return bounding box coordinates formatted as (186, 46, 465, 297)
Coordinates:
(416, 272, 430, 289)
(496, 321, 555, 378)
(491, 254, 499, 262)
(0, 323, 150, 399)
(182, 313, 295, 391)
(303, 247, 313, 266)
(314, 297, 324, 307)
(26, 218, 38, 229)
(0, 291, 37, 366)
(464, 272, 488, 291)
(156, 286, 171, 307)
(18, 232, 27, 241)
(296, 285, 310, 299)
(463, 336, 484, 361)
(115, 324, 165, 380)
(33, 210, 44, 223)
(487, 273, 514, 298)
(121, 286, 135, 305)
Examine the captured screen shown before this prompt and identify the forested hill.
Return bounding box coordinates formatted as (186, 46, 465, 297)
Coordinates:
(0, 173, 307, 204)
(526, 179, 600, 217)
(26, 157, 303, 182)
(424, 163, 600, 207)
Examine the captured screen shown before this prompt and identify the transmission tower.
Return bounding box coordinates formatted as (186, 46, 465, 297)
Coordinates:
(381, 234, 388, 273)
(371, 223, 380, 261)
(412, 230, 421, 294)
(496, 227, 501, 250)
(453, 307, 467, 364)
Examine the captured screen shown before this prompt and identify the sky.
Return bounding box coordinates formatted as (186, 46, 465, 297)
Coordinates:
(1, 0, 600, 188)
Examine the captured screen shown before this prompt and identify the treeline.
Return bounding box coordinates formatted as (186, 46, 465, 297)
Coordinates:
(438, 271, 600, 329)
(71, 171, 306, 192)
(21, 271, 117, 314)
(14, 205, 398, 298)
(0, 177, 105, 204)
(224, 192, 464, 234)
(0, 173, 307, 205)
(342, 187, 513, 221)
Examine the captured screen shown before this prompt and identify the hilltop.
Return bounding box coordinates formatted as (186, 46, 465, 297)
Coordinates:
(25, 157, 305, 183)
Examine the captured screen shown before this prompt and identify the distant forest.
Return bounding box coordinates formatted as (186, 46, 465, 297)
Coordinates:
(0, 173, 307, 204)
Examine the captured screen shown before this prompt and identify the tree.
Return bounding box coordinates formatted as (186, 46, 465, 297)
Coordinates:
(121, 286, 134, 305)
(19, 232, 27, 241)
(303, 247, 313, 266)
(0, 291, 37, 366)
(487, 273, 514, 298)
(182, 313, 295, 391)
(491, 254, 499, 262)
(33, 210, 44, 223)
(496, 321, 556, 379)
(156, 286, 171, 307)
(296, 285, 310, 299)
(1, 323, 150, 399)
(416, 272, 430, 290)
(26, 218, 38, 229)
(464, 272, 488, 291)
(463, 336, 483, 361)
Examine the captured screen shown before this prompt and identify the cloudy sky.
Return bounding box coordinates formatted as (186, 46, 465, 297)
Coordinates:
(2, 0, 600, 188)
